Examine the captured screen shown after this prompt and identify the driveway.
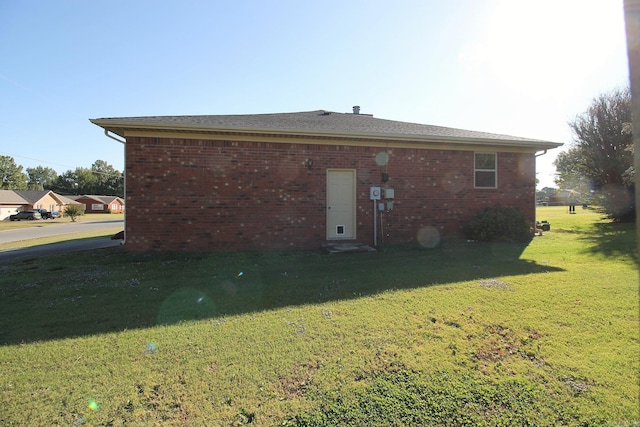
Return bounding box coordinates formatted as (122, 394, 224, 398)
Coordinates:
(0, 218, 124, 261)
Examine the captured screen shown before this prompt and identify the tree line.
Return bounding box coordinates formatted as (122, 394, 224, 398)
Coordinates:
(554, 86, 635, 221)
(0, 157, 123, 197)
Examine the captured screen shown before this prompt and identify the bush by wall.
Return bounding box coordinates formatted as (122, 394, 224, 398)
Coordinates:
(464, 206, 532, 242)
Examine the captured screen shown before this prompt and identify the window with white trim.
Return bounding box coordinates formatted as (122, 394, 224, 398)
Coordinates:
(474, 153, 497, 188)
(92, 204, 104, 210)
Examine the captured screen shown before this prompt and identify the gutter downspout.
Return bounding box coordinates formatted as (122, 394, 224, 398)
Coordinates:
(103, 130, 126, 245)
(104, 129, 125, 144)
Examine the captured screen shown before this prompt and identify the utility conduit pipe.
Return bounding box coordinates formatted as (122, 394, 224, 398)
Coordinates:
(373, 199, 377, 247)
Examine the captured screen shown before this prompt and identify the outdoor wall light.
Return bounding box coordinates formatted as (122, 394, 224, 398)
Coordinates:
(306, 159, 314, 169)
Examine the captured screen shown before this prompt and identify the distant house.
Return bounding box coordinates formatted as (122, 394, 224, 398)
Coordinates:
(550, 189, 582, 206)
(0, 190, 28, 220)
(70, 195, 124, 213)
(56, 194, 82, 207)
(0, 190, 71, 220)
(536, 192, 548, 206)
(91, 109, 562, 252)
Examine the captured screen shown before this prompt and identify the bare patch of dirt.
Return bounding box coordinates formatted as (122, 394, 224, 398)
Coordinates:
(478, 279, 512, 289)
(277, 360, 321, 400)
(473, 324, 545, 367)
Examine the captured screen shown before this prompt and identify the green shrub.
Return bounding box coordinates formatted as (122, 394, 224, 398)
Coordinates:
(594, 186, 636, 222)
(63, 204, 84, 222)
(464, 206, 532, 242)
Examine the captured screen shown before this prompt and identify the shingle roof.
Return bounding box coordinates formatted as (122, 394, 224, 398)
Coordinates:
(57, 194, 81, 205)
(13, 190, 52, 204)
(77, 195, 123, 204)
(0, 190, 72, 205)
(0, 190, 28, 204)
(91, 110, 562, 150)
(14, 190, 70, 206)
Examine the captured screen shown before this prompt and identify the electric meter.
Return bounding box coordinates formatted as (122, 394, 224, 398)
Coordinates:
(370, 187, 381, 200)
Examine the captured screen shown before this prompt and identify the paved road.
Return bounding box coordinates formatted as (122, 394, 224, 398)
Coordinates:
(0, 219, 124, 261)
(0, 219, 123, 244)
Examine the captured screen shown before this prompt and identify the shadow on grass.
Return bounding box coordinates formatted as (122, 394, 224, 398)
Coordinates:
(0, 236, 121, 260)
(578, 221, 638, 263)
(0, 241, 563, 346)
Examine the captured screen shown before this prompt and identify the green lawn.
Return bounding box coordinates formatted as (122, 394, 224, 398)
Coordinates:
(0, 206, 637, 425)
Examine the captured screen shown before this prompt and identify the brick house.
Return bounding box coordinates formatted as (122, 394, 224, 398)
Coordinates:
(0, 190, 68, 220)
(90, 109, 561, 252)
(70, 195, 124, 214)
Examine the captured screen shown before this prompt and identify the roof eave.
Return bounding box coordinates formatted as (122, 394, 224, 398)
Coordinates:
(90, 119, 563, 151)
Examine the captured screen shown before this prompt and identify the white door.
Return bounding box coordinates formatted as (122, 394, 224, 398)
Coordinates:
(326, 169, 356, 239)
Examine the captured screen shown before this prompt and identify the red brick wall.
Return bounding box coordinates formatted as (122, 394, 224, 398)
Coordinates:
(110, 202, 124, 214)
(75, 197, 103, 214)
(124, 137, 535, 251)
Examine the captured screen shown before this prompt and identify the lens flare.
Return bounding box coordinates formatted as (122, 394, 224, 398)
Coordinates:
(157, 289, 217, 325)
(87, 400, 99, 411)
(441, 171, 466, 195)
(145, 341, 158, 354)
(417, 226, 441, 248)
(222, 280, 238, 296)
(275, 157, 301, 181)
(375, 152, 389, 166)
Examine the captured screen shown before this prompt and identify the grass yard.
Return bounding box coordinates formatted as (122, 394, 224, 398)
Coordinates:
(0, 206, 637, 425)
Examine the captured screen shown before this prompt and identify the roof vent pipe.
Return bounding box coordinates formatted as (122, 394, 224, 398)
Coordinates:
(353, 105, 360, 114)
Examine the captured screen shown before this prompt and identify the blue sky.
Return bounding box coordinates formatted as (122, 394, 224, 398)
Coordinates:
(0, 0, 629, 188)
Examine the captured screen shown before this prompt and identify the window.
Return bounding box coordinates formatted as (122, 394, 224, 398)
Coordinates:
(474, 153, 497, 188)
(92, 204, 104, 210)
